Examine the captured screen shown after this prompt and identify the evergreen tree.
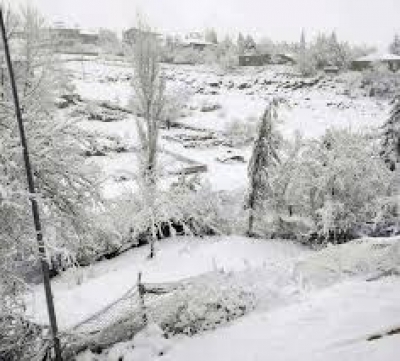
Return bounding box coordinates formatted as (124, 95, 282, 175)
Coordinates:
(247, 100, 281, 236)
(381, 94, 400, 171)
(328, 31, 347, 68)
(205, 28, 218, 44)
(244, 34, 257, 52)
(300, 29, 306, 50)
(237, 32, 245, 54)
(389, 34, 400, 55)
(221, 35, 234, 51)
(297, 29, 316, 76)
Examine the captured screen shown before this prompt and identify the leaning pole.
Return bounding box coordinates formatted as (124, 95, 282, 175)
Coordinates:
(0, 8, 62, 361)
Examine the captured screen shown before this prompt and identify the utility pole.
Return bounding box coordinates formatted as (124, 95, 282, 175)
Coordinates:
(0, 8, 62, 360)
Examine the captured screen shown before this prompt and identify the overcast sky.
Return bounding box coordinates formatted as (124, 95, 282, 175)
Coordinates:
(10, 0, 400, 49)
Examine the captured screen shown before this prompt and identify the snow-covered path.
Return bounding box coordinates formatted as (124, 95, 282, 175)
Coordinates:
(27, 237, 307, 330)
(160, 278, 400, 361)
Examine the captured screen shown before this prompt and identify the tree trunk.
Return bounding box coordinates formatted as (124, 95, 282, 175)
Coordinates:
(247, 191, 256, 237)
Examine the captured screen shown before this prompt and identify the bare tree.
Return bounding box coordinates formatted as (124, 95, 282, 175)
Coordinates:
(130, 20, 166, 258)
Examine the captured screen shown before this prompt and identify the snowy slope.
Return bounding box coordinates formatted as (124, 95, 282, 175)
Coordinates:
(26, 237, 307, 330)
(63, 58, 389, 194)
(65, 236, 400, 361)
(159, 278, 400, 361)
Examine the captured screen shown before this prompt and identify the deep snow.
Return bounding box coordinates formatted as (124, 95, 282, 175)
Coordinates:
(29, 58, 399, 360)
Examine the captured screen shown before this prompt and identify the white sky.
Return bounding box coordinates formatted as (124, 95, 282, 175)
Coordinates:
(9, 0, 400, 49)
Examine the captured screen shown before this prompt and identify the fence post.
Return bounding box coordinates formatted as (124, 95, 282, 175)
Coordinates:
(0, 8, 62, 361)
(137, 272, 148, 326)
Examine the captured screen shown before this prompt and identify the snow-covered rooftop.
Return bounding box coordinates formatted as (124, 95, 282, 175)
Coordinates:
(80, 29, 99, 36)
(181, 38, 215, 46)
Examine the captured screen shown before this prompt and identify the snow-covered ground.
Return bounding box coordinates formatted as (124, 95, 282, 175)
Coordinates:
(28, 236, 400, 361)
(62, 58, 389, 194)
(158, 277, 400, 361)
(29, 58, 399, 360)
(27, 236, 307, 330)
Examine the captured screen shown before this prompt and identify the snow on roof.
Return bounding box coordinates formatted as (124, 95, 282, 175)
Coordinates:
(276, 52, 295, 59)
(51, 21, 80, 30)
(354, 52, 400, 62)
(181, 38, 215, 46)
(80, 29, 99, 36)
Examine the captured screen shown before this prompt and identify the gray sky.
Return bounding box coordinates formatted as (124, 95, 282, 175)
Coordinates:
(11, 0, 400, 48)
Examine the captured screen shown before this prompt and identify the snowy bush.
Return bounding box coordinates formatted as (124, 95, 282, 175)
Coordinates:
(0, 267, 45, 360)
(151, 273, 256, 337)
(161, 87, 192, 126)
(284, 129, 394, 244)
(360, 68, 400, 98)
(0, 5, 113, 277)
(75, 102, 126, 122)
(108, 177, 247, 250)
(294, 237, 400, 288)
(218, 51, 238, 72)
(173, 48, 204, 65)
(224, 117, 258, 146)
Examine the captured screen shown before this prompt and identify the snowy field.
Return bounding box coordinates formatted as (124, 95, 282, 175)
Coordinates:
(62, 58, 389, 194)
(28, 236, 400, 361)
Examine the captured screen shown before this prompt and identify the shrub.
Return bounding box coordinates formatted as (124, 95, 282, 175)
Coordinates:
(294, 237, 400, 288)
(224, 117, 258, 146)
(173, 48, 204, 65)
(106, 177, 247, 252)
(264, 129, 395, 244)
(156, 273, 256, 336)
(360, 67, 400, 98)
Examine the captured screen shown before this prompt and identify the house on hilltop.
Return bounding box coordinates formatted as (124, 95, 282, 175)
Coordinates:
(351, 53, 400, 72)
(179, 32, 216, 51)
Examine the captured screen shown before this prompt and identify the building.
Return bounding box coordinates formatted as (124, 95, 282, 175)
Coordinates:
(49, 22, 81, 47)
(181, 38, 215, 51)
(48, 22, 99, 50)
(323, 65, 340, 75)
(239, 53, 271, 66)
(273, 53, 296, 65)
(351, 53, 400, 72)
(178, 32, 216, 51)
(79, 29, 99, 45)
(123, 28, 161, 46)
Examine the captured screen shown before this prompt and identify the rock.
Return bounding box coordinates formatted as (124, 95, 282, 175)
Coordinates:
(238, 82, 251, 90)
(208, 80, 221, 88)
(216, 155, 246, 164)
(200, 102, 222, 112)
(56, 93, 82, 108)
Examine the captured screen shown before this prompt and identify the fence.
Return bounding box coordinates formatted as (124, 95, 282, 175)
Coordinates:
(55, 271, 225, 359)
(30, 269, 251, 360)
